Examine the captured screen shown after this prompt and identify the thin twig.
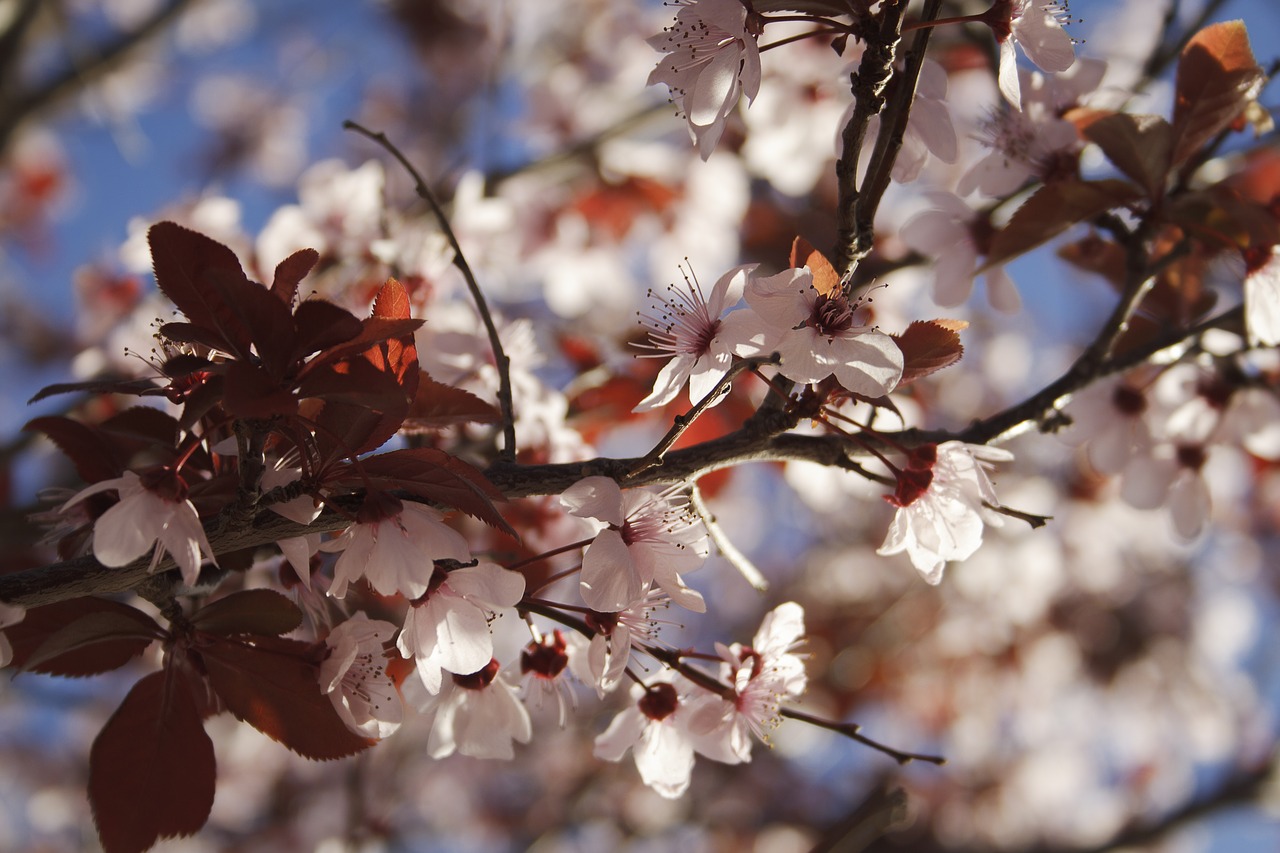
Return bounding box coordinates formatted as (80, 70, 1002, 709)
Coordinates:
(780, 706, 946, 766)
(628, 352, 780, 477)
(689, 482, 768, 591)
(343, 120, 518, 461)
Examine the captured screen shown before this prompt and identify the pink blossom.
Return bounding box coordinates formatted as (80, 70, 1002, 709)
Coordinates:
(877, 442, 1014, 584)
(633, 264, 761, 412)
(984, 0, 1076, 107)
(648, 0, 763, 159)
(568, 590, 670, 698)
(319, 613, 403, 740)
(900, 191, 1019, 311)
(740, 266, 903, 396)
(396, 560, 525, 695)
(423, 660, 532, 760)
(62, 469, 217, 587)
(594, 675, 696, 798)
(686, 602, 807, 764)
(0, 601, 25, 668)
(561, 477, 708, 613)
(1243, 245, 1280, 347)
(1121, 443, 1212, 540)
(321, 495, 471, 600)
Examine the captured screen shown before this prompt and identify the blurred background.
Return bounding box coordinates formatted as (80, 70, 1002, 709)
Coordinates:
(2, 1, 1280, 851)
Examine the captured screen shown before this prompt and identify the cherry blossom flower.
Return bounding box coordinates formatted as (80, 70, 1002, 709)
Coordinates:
(877, 442, 1014, 584)
(686, 602, 807, 764)
(740, 266, 904, 396)
(595, 674, 696, 798)
(321, 494, 471, 600)
(0, 601, 25, 668)
(561, 476, 709, 613)
(319, 613, 403, 740)
(982, 0, 1076, 107)
(957, 101, 1080, 199)
(62, 468, 217, 587)
(520, 629, 575, 725)
(568, 590, 670, 698)
(648, 0, 763, 159)
(1121, 442, 1212, 539)
(422, 660, 533, 760)
(1243, 245, 1280, 347)
(396, 560, 525, 695)
(633, 263, 761, 412)
(261, 461, 323, 590)
(900, 191, 1020, 311)
(1062, 374, 1157, 474)
(852, 58, 958, 184)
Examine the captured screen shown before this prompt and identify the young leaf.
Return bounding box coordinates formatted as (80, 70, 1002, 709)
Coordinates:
(404, 373, 501, 430)
(200, 635, 375, 760)
(1074, 110, 1173, 197)
(147, 222, 255, 360)
(190, 589, 303, 637)
(271, 247, 320, 305)
(24, 416, 125, 485)
(891, 320, 966, 386)
(789, 236, 840, 296)
(983, 180, 1143, 270)
(6, 598, 163, 677)
(1171, 20, 1264, 168)
(88, 670, 216, 853)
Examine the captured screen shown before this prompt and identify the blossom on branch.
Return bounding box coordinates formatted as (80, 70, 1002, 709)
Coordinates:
(396, 561, 525, 695)
(877, 442, 1014, 584)
(686, 602, 807, 764)
(322, 494, 472, 600)
(1243, 244, 1280, 347)
(561, 477, 709, 613)
(320, 613, 403, 740)
(633, 263, 761, 412)
(648, 0, 763, 159)
(595, 675, 697, 798)
(983, 0, 1076, 107)
(422, 659, 532, 760)
(62, 469, 217, 587)
(741, 266, 903, 396)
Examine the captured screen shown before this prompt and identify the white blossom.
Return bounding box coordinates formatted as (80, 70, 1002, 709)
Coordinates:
(320, 614, 403, 740)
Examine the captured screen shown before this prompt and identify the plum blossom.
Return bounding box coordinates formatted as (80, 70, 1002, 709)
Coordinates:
(740, 266, 904, 396)
(851, 58, 958, 184)
(877, 442, 1014, 584)
(900, 191, 1020, 311)
(686, 602, 807, 764)
(520, 629, 575, 724)
(421, 659, 533, 760)
(0, 601, 25, 668)
(396, 561, 525, 695)
(261, 461, 323, 590)
(983, 0, 1076, 107)
(321, 494, 471, 600)
(561, 477, 709, 613)
(594, 674, 696, 798)
(648, 0, 763, 159)
(569, 589, 670, 698)
(1062, 374, 1156, 474)
(320, 614, 403, 740)
(1243, 245, 1280, 347)
(62, 468, 217, 587)
(633, 263, 761, 412)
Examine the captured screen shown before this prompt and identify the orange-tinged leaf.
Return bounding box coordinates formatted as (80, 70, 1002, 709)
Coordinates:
(790, 236, 840, 296)
(1172, 20, 1264, 168)
(89, 671, 215, 853)
(891, 320, 965, 386)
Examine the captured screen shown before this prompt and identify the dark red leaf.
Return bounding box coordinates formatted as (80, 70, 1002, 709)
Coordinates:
(290, 299, 363, 361)
(23, 416, 124, 484)
(1172, 20, 1264, 168)
(100, 407, 181, 448)
(7, 599, 163, 677)
(356, 448, 514, 535)
(271, 247, 320, 305)
(405, 374, 501, 430)
(223, 360, 299, 419)
(89, 670, 215, 853)
(983, 180, 1143, 270)
(201, 635, 375, 760)
(211, 270, 298, 380)
(27, 377, 163, 405)
(158, 321, 237, 354)
(148, 222, 254, 360)
(1074, 110, 1173, 197)
(298, 318, 425, 377)
(891, 320, 966, 386)
(190, 589, 303, 636)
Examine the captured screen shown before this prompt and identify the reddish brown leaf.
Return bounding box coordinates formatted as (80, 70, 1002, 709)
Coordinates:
(1058, 234, 1126, 288)
(789, 236, 840, 296)
(1074, 110, 1173, 197)
(24, 416, 125, 485)
(1172, 20, 1264, 168)
(223, 360, 299, 419)
(891, 320, 965, 386)
(148, 222, 254, 360)
(201, 635, 374, 760)
(984, 180, 1143, 270)
(298, 318, 424, 377)
(290, 299, 363, 362)
(271, 247, 320, 305)
(190, 589, 303, 637)
(89, 670, 215, 853)
(7, 599, 163, 677)
(27, 377, 164, 405)
(405, 374, 501, 430)
(356, 448, 514, 535)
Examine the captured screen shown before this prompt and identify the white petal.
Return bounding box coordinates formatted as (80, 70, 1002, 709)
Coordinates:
(580, 529, 644, 612)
